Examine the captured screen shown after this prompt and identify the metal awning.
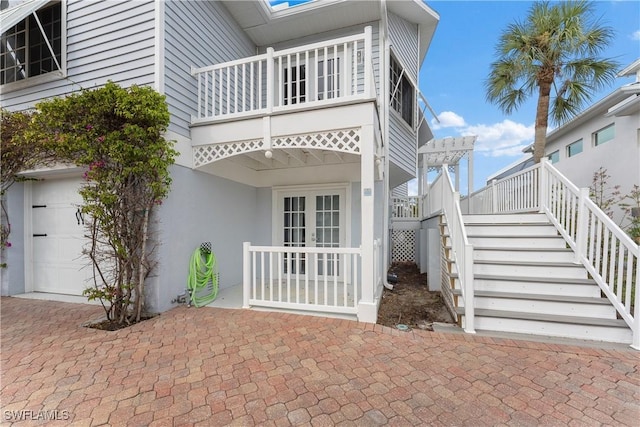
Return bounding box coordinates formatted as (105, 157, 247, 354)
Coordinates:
(0, 0, 50, 33)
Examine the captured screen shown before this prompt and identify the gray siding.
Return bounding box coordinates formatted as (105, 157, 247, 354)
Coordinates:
(388, 12, 418, 82)
(387, 13, 419, 180)
(0, 0, 156, 111)
(164, 0, 255, 137)
(389, 112, 417, 179)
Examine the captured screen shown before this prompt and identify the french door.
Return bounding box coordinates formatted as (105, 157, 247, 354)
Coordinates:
(279, 189, 346, 278)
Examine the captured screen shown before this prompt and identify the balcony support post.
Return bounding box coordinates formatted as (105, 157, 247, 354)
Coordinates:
(358, 123, 376, 322)
(266, 47, 274, 114)
(364, 26, 373, 98)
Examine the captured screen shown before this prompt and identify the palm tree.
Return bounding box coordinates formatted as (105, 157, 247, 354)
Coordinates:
(486, 1, 618, 163)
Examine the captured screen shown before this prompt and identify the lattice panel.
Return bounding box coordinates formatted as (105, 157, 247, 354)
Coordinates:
(391, 230, 416, 262)
(273, 129, 360, 154)
(194, 139, 264, 167)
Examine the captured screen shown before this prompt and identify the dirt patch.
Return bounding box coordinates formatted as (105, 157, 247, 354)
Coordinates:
(377, 262, 455, 331)
(85, 315, 156, 331)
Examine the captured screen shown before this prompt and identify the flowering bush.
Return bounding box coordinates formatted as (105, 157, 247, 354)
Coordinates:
(27, 82, 176, 324)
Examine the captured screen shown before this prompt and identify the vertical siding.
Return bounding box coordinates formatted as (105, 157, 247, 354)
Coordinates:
(0, 0, 156, 111)
(387, 13, 419, 179)
(163, 1, 255, 137)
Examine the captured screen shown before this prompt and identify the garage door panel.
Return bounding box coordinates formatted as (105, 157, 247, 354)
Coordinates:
(32, 177, 88, 296)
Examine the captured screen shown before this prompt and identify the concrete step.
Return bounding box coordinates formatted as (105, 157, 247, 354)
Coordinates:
(473, 260, 588, 280)
(465, 223, 559, 237)
(473, 274, 602, 297)
(463, 213, 548, 224)
(456, 308, 632, 344)
(453, 290, 616, 319)
(473, 247, 575, 263)
(467, 235, 568, 249)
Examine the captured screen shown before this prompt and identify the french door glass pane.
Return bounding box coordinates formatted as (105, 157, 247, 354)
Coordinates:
(316, 195, 340, 275)
(283, 196, 305, 274)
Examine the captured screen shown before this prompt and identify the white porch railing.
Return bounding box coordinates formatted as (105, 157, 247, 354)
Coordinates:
(391, 196, 420, 219)
(439, 165, 475, 333)
(242, 243, 361, 315)
(465, 160, 639, 349)
(192, 27, 374, 123)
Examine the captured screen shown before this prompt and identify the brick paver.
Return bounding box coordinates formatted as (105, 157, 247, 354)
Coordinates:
(1, 297, 638, 426)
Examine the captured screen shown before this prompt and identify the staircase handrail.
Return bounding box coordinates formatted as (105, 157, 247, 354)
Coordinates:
(539, 160, 639, 349)
(441, 165, 475, 333)
(466, 160, 638, 348)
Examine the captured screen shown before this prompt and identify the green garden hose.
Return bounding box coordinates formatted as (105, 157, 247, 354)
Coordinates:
(187, 245, 218, 307)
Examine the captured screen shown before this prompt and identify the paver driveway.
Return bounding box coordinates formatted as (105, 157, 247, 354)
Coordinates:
(1, 297, 638, 426)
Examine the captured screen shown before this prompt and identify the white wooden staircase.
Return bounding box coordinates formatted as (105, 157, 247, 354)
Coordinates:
(442, 212, 633, 345)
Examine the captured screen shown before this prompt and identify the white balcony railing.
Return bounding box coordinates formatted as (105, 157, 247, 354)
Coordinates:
(192, 27, 374, 123)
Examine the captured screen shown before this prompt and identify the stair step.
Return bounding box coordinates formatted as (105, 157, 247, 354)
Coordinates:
(452, 290, 616, 318)
(473, 247, 575, 263)
(463, 213, 548, 224)
(466, 226, 559, 236)
(467, 235, 568, 249)
(452, 290, 610, 305)
(473, 274, 600, 296)
(473, 260, 587, 279)
(455, 309, 632, 344)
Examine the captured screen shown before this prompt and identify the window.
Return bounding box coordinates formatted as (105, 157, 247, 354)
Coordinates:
(1, 2, 62, 85)
(317, 58, 340, 100)
(547, 150, 559, 164)
(390, 56, 414, 127)
(593, 124, 614, 146)
(283, 65, 306, 105)
(567, 139, 583, 157)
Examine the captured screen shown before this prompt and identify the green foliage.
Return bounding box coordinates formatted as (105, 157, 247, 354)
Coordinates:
(485, 1, 618, 163)
(28, 82, 176, 324)
(1, 109, 52, 261)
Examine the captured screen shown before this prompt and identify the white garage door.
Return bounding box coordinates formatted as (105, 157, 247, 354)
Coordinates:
(32, 178, 91, 295)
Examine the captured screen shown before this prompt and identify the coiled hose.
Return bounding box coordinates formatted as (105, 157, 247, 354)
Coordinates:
(187, 246, 218, 307)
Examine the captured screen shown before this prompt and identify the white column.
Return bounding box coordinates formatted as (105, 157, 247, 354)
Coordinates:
(467, 150, 474, 195)
(358, 124, 377, 322)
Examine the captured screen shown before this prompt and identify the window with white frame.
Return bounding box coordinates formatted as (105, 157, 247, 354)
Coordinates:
(567, 139, 583, 157)
(593, 124, 614, 146)
(547, 150, 559, 164)
(1, 2, 62, 85)
(317, 58, 340, 100)
(390, 56, 414, 127)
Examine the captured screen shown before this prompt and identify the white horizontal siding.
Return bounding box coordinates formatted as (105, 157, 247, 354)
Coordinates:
(388, 12, 418, 82)
(0, 0, 156, 111)
(164, 0, 255, 137)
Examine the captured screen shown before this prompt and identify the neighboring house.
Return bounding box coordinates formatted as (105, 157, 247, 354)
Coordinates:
(488, 59, 640, 223)
(0, 0, 439, 323)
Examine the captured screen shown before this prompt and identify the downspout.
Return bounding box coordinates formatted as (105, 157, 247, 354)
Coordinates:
(380, 0, 393, 291)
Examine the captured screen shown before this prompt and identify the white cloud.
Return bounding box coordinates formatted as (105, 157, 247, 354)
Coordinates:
(632, 30, 640, 41)
(430, 110, 535, 158)
(464, 120, 535, 157)
(431, 111, 466, 130)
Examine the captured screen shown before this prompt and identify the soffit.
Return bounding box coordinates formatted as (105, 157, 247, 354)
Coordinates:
(221, 0, 439, 62)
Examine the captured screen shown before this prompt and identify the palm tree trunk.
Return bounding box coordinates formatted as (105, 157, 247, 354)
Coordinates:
(533, 78, 553, 163)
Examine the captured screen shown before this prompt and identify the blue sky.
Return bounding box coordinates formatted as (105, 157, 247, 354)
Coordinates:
(271, 0, 639, 194)
(420, 0, 640, 194)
